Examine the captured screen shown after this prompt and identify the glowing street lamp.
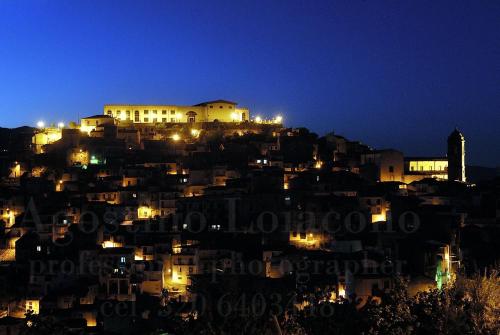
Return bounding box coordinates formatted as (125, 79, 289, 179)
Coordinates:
(255, 116, 262, 123)
(230, 112, 239, 122)
(274, 115, 283, 124)
(57, 122, 65, 128)
(172, 133, 180, 141)
(37, 121, 45, 128)
(191, 129, 200, 137)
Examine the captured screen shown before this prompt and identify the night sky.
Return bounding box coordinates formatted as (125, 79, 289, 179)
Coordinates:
(1, 1, 499, 166)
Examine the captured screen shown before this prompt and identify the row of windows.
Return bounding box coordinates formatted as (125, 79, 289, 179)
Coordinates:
(108, 110, 178, 115)
(209, 105, 232, 109)
(136, 118, 180, 123)
(410, 165, 447, 171)
(107, 105, 235, 116)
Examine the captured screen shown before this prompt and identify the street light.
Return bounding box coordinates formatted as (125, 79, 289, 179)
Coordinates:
(275, 115, 283, 124)
(58, 122, 65, 128)
(172, 134, 180, 141)
(37, 121, 45, 128)
(255, 116, 262, 123)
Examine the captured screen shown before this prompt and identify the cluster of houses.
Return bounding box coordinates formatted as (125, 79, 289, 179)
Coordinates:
(0, 100, 497, 333)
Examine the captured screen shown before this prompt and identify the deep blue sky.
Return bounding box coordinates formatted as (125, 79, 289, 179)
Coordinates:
(1, 1, 499, 166)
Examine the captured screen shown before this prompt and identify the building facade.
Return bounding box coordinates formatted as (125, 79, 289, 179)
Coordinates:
(360, 149, 405, 182)
(103, 99, 250, 124)
(403, 157, 448, 183)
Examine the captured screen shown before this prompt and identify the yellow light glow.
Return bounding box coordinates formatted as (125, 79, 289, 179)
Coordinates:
(444, 247, 450, 261)
(328, 291, 337, 302)
(190, 129, 200, 137)
(57, 122, 65, 128)
(338, 285, 346, 299)
(102, 240, 124, 248)
(80, 125, 95, 134)
(314, 160, 323, 169)
(274, 115, 283, 124)
(371, 213, 387, 222)
(231, 112, 240, 121)
(138, 206, 152, 219)
(408, 160, 448, 173)
(289, 231, 323, 250)
(83, 312, 97, 327)
(176, 113, 182, 121)
(172, 134, 180, 141)
(171, 270, 182, 283)
(8, 236, 19, 248)
(25, 299, 40, 315)
(37, 121, 45, 128)
(255, 116, 262, 123)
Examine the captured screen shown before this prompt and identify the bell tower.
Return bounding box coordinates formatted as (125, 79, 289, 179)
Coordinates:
(447, 128, 466, 182)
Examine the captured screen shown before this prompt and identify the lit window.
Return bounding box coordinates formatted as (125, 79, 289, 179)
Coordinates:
(36, 245, 41, 252)
(120, 256, 126, 263)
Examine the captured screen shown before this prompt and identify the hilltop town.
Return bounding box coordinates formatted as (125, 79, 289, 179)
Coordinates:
(0, 100, 498, 333)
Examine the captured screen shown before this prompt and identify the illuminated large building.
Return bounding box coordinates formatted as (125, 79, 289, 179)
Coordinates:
(103, 99, 250, 124)
(403, 157, 448, 183)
